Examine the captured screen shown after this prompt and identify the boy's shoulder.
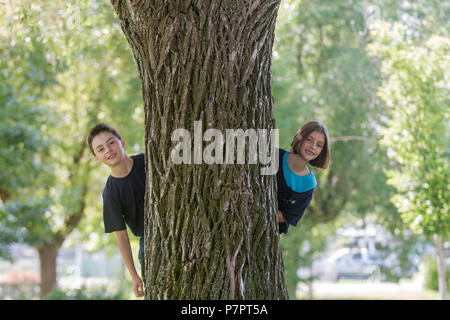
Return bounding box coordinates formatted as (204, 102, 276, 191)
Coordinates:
(102, 175, 118, 199)
(131, 152, 144, 160)
(130, 152, 145, 168)
(102, 152, 145, 198)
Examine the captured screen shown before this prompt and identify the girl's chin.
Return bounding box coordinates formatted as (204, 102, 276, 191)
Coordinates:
(301, 152, 316, 161)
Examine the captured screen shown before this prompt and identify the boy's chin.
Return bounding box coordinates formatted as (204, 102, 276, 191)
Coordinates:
(104, 157, 121, 166)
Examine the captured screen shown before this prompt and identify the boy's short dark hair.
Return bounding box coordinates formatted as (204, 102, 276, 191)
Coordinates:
(86, 123, 122, 155)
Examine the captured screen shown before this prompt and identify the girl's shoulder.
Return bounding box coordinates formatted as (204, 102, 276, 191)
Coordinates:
(277, 147, 289, 156)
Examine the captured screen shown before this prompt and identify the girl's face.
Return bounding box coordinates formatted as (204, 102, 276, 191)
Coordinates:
(299, 130, 325, 162)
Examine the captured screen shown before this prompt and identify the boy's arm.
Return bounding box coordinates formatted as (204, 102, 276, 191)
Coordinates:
(115, 229, 144, 297)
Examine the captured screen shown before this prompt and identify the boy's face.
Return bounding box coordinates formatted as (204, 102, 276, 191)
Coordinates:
(91, 131, 126, 166)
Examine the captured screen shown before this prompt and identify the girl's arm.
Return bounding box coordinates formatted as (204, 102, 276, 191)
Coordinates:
(277, 210, 286, 223)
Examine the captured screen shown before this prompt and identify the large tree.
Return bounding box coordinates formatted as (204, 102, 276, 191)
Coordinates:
(110, 1, 287, 299)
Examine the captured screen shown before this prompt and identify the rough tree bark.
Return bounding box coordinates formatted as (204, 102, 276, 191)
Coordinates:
(111, 0, 287, 299)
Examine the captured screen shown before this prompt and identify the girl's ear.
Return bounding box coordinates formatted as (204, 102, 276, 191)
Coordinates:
(120, 139, 126, 149)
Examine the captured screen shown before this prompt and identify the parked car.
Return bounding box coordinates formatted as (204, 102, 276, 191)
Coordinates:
(297, 247, 381, 281)
(327, 247, 382, 280)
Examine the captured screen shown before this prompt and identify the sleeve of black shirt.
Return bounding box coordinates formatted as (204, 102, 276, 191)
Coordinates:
(103, 189, 126, 233)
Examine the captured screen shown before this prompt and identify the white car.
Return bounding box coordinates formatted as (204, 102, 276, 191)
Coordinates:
(325, 248, 381, 281)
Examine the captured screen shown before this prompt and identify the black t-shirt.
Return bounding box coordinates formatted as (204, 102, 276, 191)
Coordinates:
(102, 153, 145, 255)
(276, 148, 314, 234)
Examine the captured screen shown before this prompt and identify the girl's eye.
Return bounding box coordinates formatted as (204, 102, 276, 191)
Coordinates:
(109, 141, 115, 145)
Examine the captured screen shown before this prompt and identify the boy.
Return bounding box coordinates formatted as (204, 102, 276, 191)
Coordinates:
(86, 123, 145, 298)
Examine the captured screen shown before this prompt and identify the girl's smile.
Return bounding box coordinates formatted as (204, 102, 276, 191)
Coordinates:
(299, 131, 325, 161)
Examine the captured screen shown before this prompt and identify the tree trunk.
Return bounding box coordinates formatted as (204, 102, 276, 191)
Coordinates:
(435, 234, 447, 300)
(111, 0, 287, 299)
(37, 242, 61, 298)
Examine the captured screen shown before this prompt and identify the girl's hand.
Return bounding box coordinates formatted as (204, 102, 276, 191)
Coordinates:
(277, 210, 286, 223)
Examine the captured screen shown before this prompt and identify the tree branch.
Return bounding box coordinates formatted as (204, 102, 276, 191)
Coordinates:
(331, 135, 371, 143)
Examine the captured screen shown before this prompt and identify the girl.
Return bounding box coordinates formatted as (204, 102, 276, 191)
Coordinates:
(277, 120, 331, 234)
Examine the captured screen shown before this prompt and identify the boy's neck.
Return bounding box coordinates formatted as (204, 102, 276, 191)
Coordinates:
(110, 155, 134, 178)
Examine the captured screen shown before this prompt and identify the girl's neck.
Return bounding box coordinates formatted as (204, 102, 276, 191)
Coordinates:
(111, 156, 133, 178)
(287, 152, 309, 176)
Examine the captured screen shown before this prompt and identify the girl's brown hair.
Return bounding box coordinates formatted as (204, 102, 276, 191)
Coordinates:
(290, 120, 331, 169)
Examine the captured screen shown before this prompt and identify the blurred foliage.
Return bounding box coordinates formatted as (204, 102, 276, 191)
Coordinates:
(273, 0, 449, 298)
(367, 20, 449, 298)
(44, 285, 127, 300)
(0, 1, 59, 258)
(367, 22, 449, 237)
(424, 255, 450, 292)
(274, 0, 391, 297)
(0, 0, 143, 295)
(374, 231, 424, 282)
(0, 0, 448, 299)
(274, 0, 392, 226)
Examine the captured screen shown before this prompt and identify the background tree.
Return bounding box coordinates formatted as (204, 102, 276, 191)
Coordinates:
(110, 0, 287, 299)
(271, 0, 449, 296)
(368, 21, 449, 300)
(0, 0, 57, 261)
(0, 0, 144, 297)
